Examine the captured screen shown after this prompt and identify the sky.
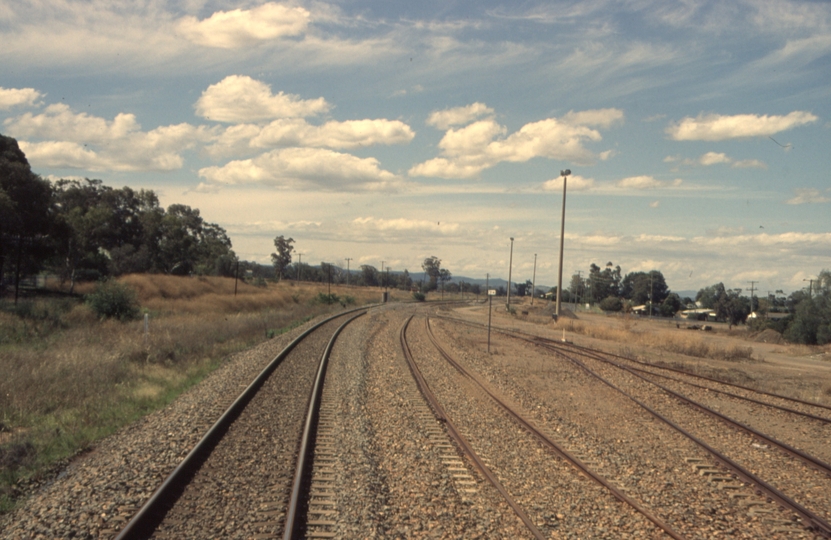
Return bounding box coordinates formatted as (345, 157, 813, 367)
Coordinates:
(1, 0, 829, 296)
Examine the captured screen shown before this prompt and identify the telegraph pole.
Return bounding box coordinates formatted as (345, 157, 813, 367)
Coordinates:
(380, 260, 385, 289)
(345, 258, 352, 286)
(507, 237, 514, 308)
(555, 169, 571, 319)
(531, 253, 537, 306)
(748, 281, 758, 312)
(804, 278, 816, 298)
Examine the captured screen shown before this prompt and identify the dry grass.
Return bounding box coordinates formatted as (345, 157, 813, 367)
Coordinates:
(1, 275, 382, 511)
(560, 318, 757, 362)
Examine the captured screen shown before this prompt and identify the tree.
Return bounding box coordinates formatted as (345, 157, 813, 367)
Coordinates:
(0, 134, 55, 301)
(568, 273, 585, 303)
(397, 269, 412, 290)
(696, 283, 749, 325)
(622, 271, 668, 306)
(588, 262, 622, 301)
(660, 293, 683, 317)
(439, 268, 452, 290)
(271, 235, 294, 281)
(360, 265, 379, 287)
(422, 256, 441, 291)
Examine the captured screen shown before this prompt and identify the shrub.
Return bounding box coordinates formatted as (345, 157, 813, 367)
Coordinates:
(86, 280, 141, 321)
(413, 292, 426, 302)
(599, 296, 623, 312)
(315, 293, 340, 305)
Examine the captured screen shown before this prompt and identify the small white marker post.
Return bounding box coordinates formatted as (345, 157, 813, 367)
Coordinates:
(488, 289, 496, 353)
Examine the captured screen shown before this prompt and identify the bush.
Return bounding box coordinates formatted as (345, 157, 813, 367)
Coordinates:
(412, 292, 425, 302)
(86, 280, 141, 321)
(599, 296, 623, 312)
(315, 293, 340, 305)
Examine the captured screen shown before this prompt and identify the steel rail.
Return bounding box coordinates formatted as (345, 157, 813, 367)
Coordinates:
(424, 317, 687, 540)
(626, 363, 831, 425)
(399, 316, 547, 540)
(116, 307, 369, 540)
(429, 314, 831, 537)
(555, 338, 831, 415)
(535, 341, 831, 538)
(433, 314, 831, 419)
(283, 311, 366, 540)
(547, 342, 831, 479)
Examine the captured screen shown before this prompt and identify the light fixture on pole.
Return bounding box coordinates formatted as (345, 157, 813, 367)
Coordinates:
(555, 169, 571, 319)
(507, 237, 514, 308)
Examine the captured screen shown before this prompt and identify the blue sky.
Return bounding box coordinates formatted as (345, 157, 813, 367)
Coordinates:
(1, 0, 829, 295)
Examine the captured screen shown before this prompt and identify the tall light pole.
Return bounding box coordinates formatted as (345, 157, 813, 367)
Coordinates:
(555, 169, 571, 319)
(531, 253, 537, 306)
(507, 237, 514, 308)
(345, 258, 352, 286)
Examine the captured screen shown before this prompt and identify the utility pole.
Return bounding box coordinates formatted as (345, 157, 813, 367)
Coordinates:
(345, 258, 352, 286)
(804, 278, 816, 298)
(530, 253, 537, 306)
(555, 169, 571, 319)
(507, 237, 514, 309)
(748, 281, 758, 313)
(381, 260, 385, 289)
(296, 253, 302, 282)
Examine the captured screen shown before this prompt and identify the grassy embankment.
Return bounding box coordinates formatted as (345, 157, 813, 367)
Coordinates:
(0, 274, 382, 513)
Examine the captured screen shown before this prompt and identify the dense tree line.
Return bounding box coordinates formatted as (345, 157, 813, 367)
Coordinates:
(566, 262, 680, 316)
(1, 134, 236, 297)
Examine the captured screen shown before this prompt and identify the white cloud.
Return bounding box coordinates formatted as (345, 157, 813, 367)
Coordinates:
(177, 3, 310, 49)
(196, 75, 330, 123)
(699, 151, 730, 165)
(666, 111, 818, 141)
(731, 159, 767, 169)
(649, 201, 660, 208)
(351, 217, 459, 234)
(5, 103, 212, 171)
(541, 175, 595, 192)
(206, 118, 415, 157)
(426, 103, 494, 130)
(198, 147, 403, 191)
(616, 175, 663, 189)
(0, 87, 43, 110)
(786, 188, 831, 205)
(410, 108, 623, 179)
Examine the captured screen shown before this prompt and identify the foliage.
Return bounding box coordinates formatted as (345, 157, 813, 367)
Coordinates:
(85, 280, 141, 321)
(660, 293, 683, 317)
(0, 135, 55, 298)
(413, 291, 426, 302)
(696, 283, 750, 325)
(421, 256, 441, 291)
(360, 265, 379, 287)
(270, 236, 294, 280)
(599, 296, 623, 312)
(621, 270, 669, 305)
(782, 271, 831, 344)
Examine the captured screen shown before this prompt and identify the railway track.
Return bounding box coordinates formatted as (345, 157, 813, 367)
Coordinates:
(115, 309, 367, 540)
(402, 314, 686, 538)
(429, 313, 831, 538)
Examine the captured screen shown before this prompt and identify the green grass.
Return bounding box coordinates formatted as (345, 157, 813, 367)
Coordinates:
(1, 276, 379, 515)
